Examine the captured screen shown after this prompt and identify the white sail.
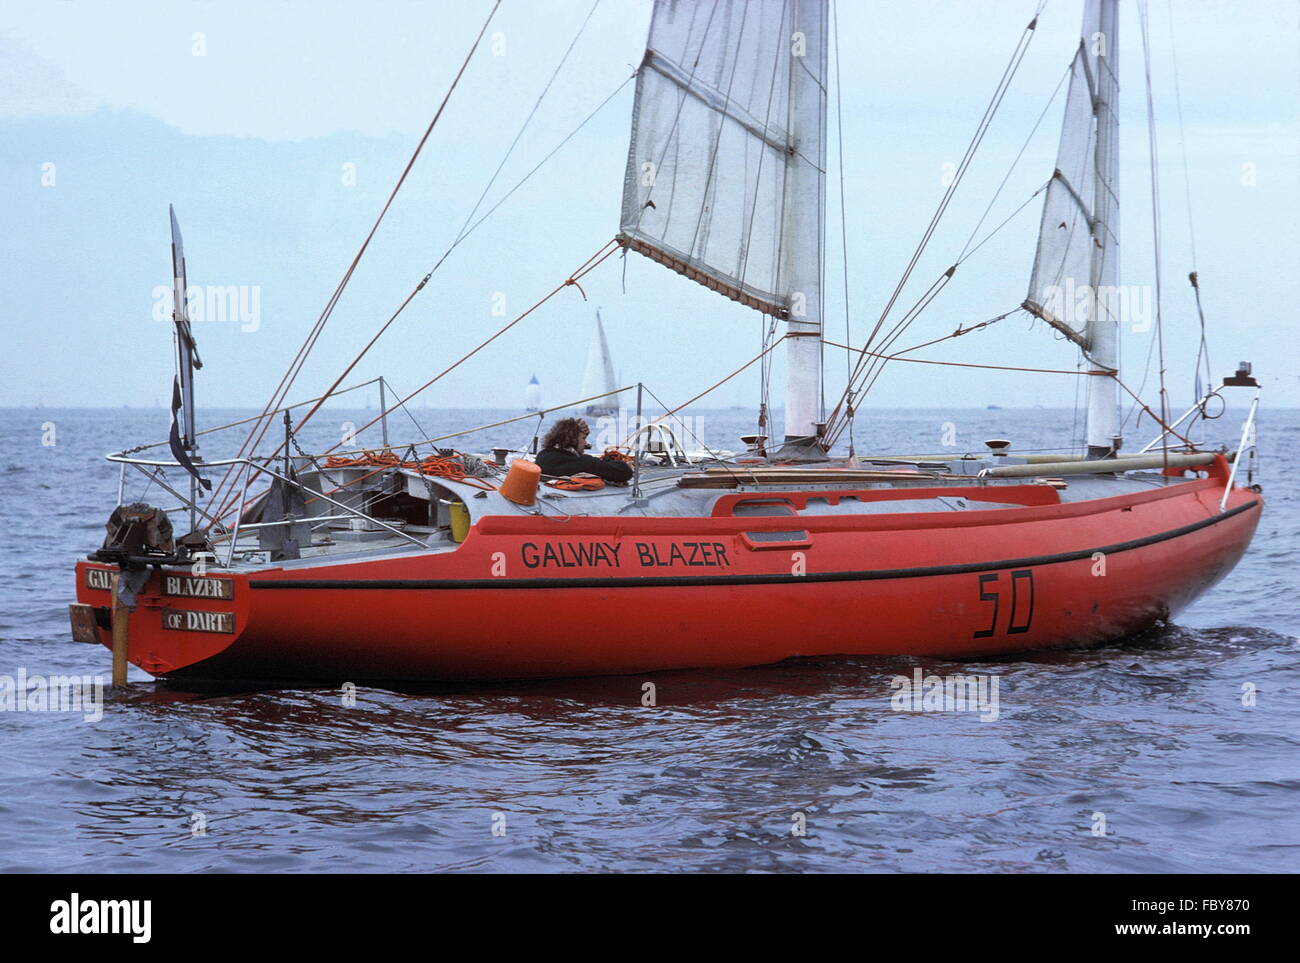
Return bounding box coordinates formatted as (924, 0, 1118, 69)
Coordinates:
(581, 310, 618, 417)
(525, 374, 541, 412)
(1025, 0, 1120, 455)
(620, 0, 828, 441)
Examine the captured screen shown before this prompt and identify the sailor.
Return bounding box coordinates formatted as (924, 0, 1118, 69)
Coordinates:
(535, 418, 633, 483)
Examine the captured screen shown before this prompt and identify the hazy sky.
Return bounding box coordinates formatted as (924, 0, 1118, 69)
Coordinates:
(2, 0, 1297, 431)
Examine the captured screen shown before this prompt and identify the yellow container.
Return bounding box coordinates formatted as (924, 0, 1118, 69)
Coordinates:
(449, 502, 470, 542)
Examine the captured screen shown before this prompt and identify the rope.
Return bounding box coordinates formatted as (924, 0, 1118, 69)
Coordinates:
(205, 0, 502, 521)
(638, 382, 748, 489)
(825, 8, 1044, 443)
(115, 376, 386, 454)
(206, 241, 619, 528)
(328, 383, 637, 457)
(957, 59, 1072, 262)
(1139, 0, 1171, 468)
(1167, 0, 1213, 440)
(873, 309, 1018, 358)
(227, 68, 635, 506)
(232, 0, 595, 493)
(820, 338, 1110, 377)
(306, 451, 496, 507)
(636, 334, 790, 430)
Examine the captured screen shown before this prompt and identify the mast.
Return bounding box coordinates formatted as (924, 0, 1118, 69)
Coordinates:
(780, 0, 829, 445)
(1024, 0, 1120, 458)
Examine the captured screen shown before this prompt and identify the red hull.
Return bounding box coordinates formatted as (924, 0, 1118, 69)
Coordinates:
(73, 470, 1262, 681)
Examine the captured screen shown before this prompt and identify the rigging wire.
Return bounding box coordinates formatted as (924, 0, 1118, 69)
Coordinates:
(453, 74, 634, 253)
(445, 0, 603, 259)
(819, 338, 1110, 378)
(1139, 0, 1171, 470)
(957, 59, 1072, 262)
(204, 0, 503, 521)
(246, 1, 603, 457)
(207, 15, 632, 526)
(956, 180, 1048, 266)
(639, 333, 792, 432)
(639, 383, 746, 484)
(1166, 0, 1213, 440)
(118, 376, 388, 454)
(824, 5, 1045, 444)
(208, 241, 621, 526)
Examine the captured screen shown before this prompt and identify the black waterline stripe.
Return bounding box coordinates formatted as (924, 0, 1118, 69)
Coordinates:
(249, 499, 1260, 591)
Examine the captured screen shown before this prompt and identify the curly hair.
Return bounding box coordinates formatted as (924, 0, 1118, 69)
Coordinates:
(540, 417, 590, 453)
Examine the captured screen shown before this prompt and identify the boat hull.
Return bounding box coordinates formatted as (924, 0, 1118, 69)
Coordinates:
(73, 475, 1262, 682)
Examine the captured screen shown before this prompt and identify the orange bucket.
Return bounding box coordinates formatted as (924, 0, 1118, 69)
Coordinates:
(500, 459, 541, 506)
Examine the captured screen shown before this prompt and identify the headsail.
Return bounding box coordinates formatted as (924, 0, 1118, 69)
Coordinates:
(581, 309, 619, 417)
(1024, 0, 1121, 456)
(619, 0, 828, 441)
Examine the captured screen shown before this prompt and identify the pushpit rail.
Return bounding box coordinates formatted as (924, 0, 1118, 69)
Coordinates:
(105, 451, 430, 565)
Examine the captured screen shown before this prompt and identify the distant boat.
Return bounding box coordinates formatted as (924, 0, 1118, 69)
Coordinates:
(580, 308, 618, 417)
(525, 374, 541, 412)
(987, 404, 1003, 411)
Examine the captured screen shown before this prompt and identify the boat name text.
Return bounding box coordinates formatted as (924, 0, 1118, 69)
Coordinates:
(84, 568, 113, 591)
(520, 541, 731, 569)
(162, 608, 235, 634)
(163, 575, 234, 599)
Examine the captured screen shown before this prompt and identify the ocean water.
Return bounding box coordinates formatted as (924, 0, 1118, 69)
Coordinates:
(1, 405, 1296, 873)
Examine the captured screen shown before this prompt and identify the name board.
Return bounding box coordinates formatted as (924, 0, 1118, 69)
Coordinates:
(162, 608, 235, 634)
(162, 575, 234, 600)
(84, 568, 113, 592)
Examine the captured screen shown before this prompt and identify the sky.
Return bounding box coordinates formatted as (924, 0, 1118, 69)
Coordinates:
(1, 0, 1297, 428)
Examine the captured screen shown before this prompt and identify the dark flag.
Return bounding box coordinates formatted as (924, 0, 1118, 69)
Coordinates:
(169, 376, 211, 491)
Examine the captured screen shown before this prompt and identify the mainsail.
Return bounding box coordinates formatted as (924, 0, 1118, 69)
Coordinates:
(581, 309, 618, 417)
(619, 0, 828, 442)
(1025, 0, 1121, 456)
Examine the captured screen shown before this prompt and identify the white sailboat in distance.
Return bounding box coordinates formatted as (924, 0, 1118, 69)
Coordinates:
(580, 308, 618, 417)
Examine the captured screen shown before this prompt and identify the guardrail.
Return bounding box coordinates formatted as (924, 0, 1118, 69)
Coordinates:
(1221, 389, 1261, 512)
(106, 452, 429, 565)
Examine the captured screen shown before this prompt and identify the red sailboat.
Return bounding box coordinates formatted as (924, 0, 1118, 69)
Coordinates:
(71, 0, 1263, 682)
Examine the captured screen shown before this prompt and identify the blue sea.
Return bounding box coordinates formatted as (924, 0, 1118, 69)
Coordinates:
(1, 405, 1296, 872)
